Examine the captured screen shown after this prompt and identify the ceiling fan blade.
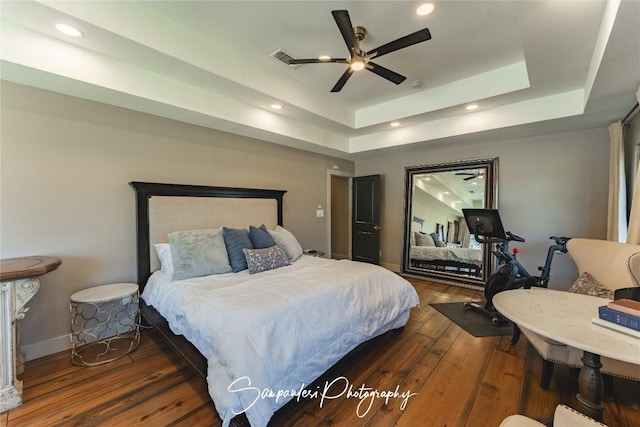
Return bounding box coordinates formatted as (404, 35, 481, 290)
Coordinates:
(331, 68, 355, 92)
(455, 172, 475, 176)
(332, 10, 357, 52)
(288, 58, 347, 65)
(368, 28, 432, 59)
(464, 176, 476, 181)
(367, 62, 406, 85)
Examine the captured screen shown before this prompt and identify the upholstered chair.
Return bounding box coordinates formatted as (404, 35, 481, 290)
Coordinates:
(518, 238, 640, 389)
(499, 404, 607, 427)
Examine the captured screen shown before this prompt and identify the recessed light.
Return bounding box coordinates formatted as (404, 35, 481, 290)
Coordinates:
(390, 121, 400, 127)
(416, 3, 435, 16)
(55, 23, 83, 38)
(466, 104, 479, 111)
(318, 55, 331, 61)
(270, 104, 283, 110)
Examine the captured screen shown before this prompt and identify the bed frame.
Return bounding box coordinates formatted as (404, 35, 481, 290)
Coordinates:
(410, 258, 482, 276)
(129, 181, 286, 379)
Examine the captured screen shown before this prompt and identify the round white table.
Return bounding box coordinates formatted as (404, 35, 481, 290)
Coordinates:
(493, 288, 640, 421)
(70, 283, 140, 366)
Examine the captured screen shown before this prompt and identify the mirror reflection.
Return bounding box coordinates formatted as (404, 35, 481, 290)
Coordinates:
(403, 158, 498, 288)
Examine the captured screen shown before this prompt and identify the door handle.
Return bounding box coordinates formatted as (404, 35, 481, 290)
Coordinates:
(373, 225, 381, 231)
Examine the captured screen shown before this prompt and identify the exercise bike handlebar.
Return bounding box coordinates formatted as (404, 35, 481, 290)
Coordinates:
(506, 231, 525, 242)
(473, 230, 525, 244)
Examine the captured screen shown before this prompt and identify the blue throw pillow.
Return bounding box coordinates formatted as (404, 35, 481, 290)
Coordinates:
(249, 224, 276, 249)
(222, 227, 253, 272)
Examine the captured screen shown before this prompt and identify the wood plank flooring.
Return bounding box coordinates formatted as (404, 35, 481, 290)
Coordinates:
(4, 278, 640, 426)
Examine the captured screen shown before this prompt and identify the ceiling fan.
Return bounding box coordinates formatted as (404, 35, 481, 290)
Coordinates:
(456, 172, 485, 181)
(288, 10, 432, 92)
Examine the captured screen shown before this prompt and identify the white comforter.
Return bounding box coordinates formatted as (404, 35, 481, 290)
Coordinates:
(141, 255, 419, 427)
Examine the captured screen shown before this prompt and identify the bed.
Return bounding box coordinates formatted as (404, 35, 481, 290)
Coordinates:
(409, 231, 483, 276)
(130, 182, 419, 427)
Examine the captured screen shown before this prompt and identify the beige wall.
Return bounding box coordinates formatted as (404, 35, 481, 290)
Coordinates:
(0, 82, 354, 359)
(355, 127, 610, 290)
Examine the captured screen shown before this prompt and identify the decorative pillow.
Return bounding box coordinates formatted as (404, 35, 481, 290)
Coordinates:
(249, 224, 276, 249)
(410, 231, 416, 246)
(154, 243, 175, 276)
(415, 232, 436, 247)
(168, 229, 232, 280)
(242, 246, 290, 274)
(223, 227, 254, 272)
(567, 272, 614, 299)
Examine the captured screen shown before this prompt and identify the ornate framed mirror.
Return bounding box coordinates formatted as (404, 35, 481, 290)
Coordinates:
(402, 158, 498, 289)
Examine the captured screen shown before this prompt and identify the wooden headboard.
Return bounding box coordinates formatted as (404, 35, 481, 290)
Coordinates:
(130, 182, 287, 288)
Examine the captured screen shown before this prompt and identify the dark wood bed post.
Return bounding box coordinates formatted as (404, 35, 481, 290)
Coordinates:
(128, 181, 286, 383)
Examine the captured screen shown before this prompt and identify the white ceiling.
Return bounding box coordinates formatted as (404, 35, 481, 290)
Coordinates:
(1, 1, 639, 159)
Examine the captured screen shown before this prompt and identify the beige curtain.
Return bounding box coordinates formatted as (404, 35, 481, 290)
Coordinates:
(627, 87, 640, 244)
(607, 121, 627, 242)
(459, 217, 470, 248)
(627, 160, 640, 244)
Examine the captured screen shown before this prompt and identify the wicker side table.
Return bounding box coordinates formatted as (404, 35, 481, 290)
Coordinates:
(70, 282, 140, 366)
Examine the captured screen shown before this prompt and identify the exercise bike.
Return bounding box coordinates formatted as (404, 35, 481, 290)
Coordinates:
(461, 209, 570, 326)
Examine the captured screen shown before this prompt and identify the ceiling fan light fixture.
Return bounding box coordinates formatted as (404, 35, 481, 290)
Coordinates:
(416, 3, 435, 16)
(318, 55, 332, 61)
(350, 58, 366, 71)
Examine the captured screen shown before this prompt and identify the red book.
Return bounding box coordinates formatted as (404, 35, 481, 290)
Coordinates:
(607, 298, 640, 317)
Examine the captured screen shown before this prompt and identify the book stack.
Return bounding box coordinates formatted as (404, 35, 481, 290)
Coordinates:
(592, 298, 640, 338)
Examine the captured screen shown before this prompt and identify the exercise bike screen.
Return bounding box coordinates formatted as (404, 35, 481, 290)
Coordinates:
(462, 209, 507, 240)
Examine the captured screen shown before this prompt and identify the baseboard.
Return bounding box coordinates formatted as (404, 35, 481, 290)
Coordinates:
(22, 334, 71, 361)
(381, 262, 400, 273)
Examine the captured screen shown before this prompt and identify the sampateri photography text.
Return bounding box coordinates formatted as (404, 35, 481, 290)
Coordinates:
(228, 375, 418, 417)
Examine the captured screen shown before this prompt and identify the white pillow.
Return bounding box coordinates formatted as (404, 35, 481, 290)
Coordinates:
(154, 243, 174, 276)
(415, 232, 436, 247)
(268, 225, 303, 261)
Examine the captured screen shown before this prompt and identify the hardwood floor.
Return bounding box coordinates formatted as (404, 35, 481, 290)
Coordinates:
(4, 278, 640, 426)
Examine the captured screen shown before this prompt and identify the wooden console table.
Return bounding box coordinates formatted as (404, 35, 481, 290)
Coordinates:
(0, 256, 61, 413)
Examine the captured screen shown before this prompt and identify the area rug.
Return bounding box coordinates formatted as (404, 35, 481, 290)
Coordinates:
(429, 301, 514, 337)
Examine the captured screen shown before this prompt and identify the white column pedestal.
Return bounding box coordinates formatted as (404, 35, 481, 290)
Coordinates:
(1, 278, 40, 412)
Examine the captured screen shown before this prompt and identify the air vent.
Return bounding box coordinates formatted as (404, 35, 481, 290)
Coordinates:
(271, 49, 302, 69)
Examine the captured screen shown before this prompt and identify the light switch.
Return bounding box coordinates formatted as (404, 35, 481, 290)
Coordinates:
(316, 209, 324, 217)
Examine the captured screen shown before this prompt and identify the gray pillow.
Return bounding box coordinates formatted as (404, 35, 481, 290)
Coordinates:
(168, 228, 232, 280)
(268, 225, 303, 261)
(223, 227, 254, 272)
(567, 272, 614, 299)
(242, 246, 290, 274)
